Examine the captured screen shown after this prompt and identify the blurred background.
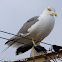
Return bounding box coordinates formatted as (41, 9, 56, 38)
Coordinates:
(0, 0, 62, 61)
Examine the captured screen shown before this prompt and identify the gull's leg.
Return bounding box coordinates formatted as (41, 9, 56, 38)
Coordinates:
(32, 38, 40, 46)
(32, 38, 35, 46)
(36, 42, 40, 46)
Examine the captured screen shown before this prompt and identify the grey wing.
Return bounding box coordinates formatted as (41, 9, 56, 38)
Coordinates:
(17, 16, 39, 34)
(5, 35, 22, 45)
(5, 16, 39, 46)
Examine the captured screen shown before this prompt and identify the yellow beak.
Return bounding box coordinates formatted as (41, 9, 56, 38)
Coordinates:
(52, 12, 57, 16)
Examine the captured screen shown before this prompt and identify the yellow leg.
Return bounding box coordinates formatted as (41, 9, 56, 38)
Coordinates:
(36, 42, 40, 46)
(32, 38, 35, 46)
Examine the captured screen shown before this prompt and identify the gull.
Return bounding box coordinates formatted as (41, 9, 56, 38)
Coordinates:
(5, 7, 57, 55)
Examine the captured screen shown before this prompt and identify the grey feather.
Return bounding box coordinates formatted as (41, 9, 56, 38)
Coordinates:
(5, 16, 39, 46)
(17, 16, 39, 34)
(5, 35, 22, 45)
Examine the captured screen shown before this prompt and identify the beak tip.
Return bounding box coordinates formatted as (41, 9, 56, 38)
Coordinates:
(52, 12, 57, 16)
(55, 14, 57, 16)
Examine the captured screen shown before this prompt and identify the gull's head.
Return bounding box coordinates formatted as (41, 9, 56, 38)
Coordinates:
(43, 7, 57, 16)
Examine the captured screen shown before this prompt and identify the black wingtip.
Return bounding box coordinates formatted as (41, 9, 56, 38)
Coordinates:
(16, 44, 33, 55)
(16, 50, 20, 55)
(5, 41, 8, 44)
(16, 50, 22, 55)
(16, 52, 19, 55)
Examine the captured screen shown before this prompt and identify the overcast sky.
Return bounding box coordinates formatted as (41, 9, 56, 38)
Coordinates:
(0, 0, 62, 61)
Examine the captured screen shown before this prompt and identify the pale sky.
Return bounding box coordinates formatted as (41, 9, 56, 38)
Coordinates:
(0, 0, 62, 61)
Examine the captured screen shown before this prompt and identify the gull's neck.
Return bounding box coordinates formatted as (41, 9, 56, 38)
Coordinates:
(40, 10, 50, 17)
(38, 11, 54, 20)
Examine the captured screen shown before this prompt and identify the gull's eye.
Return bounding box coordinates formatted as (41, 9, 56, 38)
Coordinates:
(48, 8, 52, 11)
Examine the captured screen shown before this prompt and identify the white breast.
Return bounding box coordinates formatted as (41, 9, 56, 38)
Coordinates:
(28, 15, 55, 41)
(28, 15, 55, 33)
